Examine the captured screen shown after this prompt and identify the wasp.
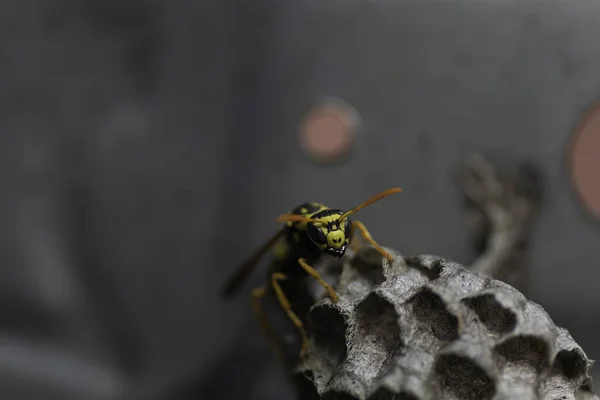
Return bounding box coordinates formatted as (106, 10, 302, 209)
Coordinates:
(221, 187, 402, 361)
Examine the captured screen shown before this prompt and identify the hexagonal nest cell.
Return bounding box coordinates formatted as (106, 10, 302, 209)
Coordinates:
(295, 249, 598, 400)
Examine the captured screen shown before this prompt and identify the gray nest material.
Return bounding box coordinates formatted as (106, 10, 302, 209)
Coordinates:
(457, 152, 544, 292)
(295, 248, 597, 400)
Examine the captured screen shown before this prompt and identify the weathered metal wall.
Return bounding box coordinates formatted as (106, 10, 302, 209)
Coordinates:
(1, 1, 599, 399)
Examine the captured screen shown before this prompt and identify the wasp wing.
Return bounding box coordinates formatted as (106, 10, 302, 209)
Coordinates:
(220, 228, 286, 298)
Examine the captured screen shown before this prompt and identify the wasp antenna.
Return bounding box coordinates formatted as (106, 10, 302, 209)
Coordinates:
(339, 187, 402, 221)
(276, 214, 315, 224)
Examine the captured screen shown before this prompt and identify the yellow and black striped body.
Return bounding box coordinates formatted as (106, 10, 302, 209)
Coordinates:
(221, 186, 401, 367)
(263, 202, 350, 347)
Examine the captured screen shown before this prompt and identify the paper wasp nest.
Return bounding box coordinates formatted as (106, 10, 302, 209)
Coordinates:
(294, 249, 598, 400)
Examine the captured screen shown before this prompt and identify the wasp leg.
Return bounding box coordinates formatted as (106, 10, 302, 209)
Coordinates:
(351, 220, 394, 261)
(271, 272, 310, 360)
(349, 233, 363, 252)
(251, 285, 287, 363)
(297, 258, 339, 303)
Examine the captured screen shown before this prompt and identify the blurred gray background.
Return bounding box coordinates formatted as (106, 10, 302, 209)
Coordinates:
(1, 0, 600, 399)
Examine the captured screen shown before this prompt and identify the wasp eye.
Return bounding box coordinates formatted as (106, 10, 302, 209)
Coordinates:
(307, 223, 327, 244)
(344, 217, 352, 238)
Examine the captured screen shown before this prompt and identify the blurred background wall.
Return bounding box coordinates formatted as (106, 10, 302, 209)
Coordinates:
(1, 0, 600, 399)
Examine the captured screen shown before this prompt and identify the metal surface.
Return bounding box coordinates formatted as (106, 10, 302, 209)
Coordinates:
(1, 1, 600, 399)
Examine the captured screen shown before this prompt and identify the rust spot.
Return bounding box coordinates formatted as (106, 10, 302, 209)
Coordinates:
(299, 98, 359, 164)
(569, 103, 600, 220)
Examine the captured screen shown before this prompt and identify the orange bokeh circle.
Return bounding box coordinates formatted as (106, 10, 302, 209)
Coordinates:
(298, 99, 359, 164)
(568, 103, 600, 220)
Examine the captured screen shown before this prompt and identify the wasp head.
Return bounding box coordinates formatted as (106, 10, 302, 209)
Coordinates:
(306, 211, 352, 258)
(275, 188, 402, 260)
